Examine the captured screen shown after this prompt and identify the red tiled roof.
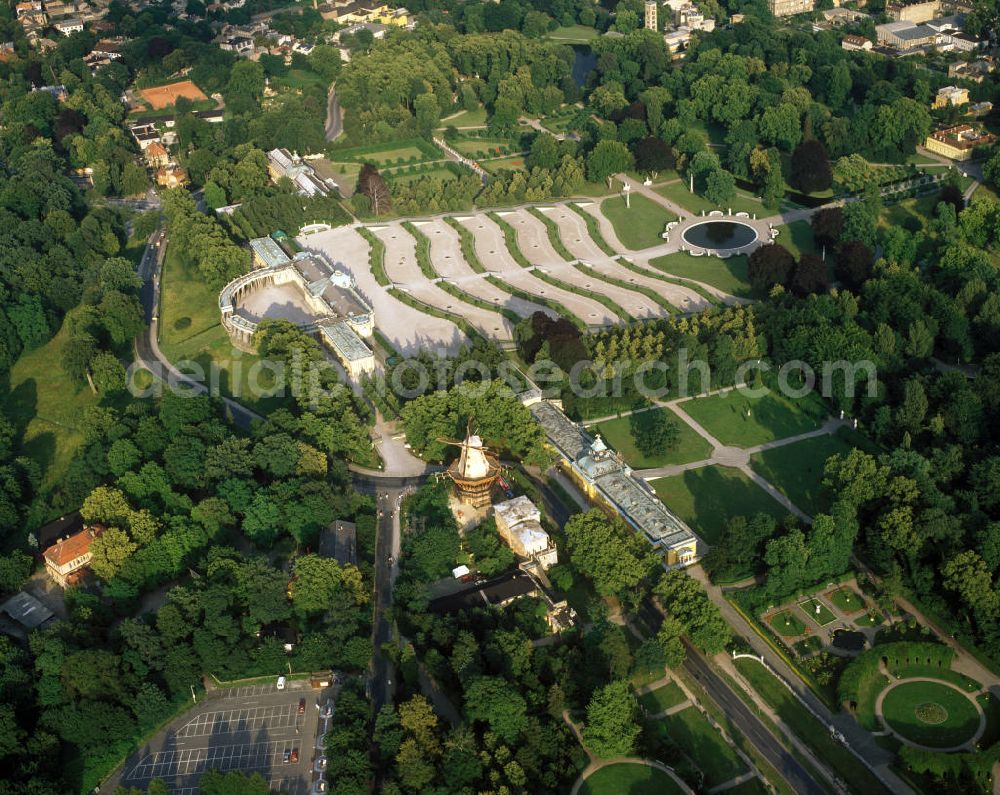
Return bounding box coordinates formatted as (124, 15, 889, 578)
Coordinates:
(43, 525, 103, 568)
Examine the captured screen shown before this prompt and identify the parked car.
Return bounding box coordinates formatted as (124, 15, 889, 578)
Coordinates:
(290, 749, 299, 763)
(283, 749, 291, 763)
(298, 698, 306, 715)
(276, 676, 286, 690)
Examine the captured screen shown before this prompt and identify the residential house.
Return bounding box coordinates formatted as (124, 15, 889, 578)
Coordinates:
(43, 525, 103, 587)
(219, 34, 254, 55)
(932, 85, 969, 108)
(144, 141, 170, 168)
(156, 165, 189, 188)
(948, 58, 995, 82)
(969, 101, 993, 117)
(492, 496, 558, 570)
(768, 0, 814, 17)
(54, 17, 85, 35)
(842, 34, 873, 51)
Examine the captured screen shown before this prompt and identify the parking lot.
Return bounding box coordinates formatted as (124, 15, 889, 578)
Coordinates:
(119, 680, 332, 794)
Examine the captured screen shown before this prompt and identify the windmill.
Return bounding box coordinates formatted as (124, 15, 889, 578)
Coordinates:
(438, 420, 501, 508)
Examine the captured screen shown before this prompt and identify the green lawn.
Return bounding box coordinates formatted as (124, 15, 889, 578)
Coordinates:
(638, 681, 687, 715)
(386, 166, 459, 185)
(649, 251, 750, 297)
(451, 138, 514, 158)
(593, 407, 712, 469)
(680, 388, 828, 448)
(481, 154, 528, 173)
(334, 142, 432, 166)
(158, 246, 291, 413)
(655, 181, 770, 217)
(440, 104, 488, 128)
(776, 220, 817, 259)
(882, 681, 981, 748)
(854, 611, 885, 627)
(273, 68, 326, 91)
(828, 586, 865, 614)
(749, 428, 863, 515)
(734, 658, 894, 795)
(798, 598, 837, 626)
(659, 707, 747, 788)
(600, 193, 675, 250)
(579, 763, 685, 795)
(878, 195, 937, 231)
(650, 465, 789, 545)
(769, 610, 807, 637)
(546, 24, 600, 43)
(0, 323, 111, 517)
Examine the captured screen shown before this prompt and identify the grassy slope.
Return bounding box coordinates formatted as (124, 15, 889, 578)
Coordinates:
(680, 389, 828, 448)
(158, 246, 291, 413)
(649, 251, 751, 297)
(650, 466, 789, 545)
(748, 428, 863, 515)
(600, 193, 675, 250)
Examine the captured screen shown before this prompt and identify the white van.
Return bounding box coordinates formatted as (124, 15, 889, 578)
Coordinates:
(277, 676, 286, 690)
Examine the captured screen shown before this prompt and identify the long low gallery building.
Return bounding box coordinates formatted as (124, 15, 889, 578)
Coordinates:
(526, 396, 701, 568)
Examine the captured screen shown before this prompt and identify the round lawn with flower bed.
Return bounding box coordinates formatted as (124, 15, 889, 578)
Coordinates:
(768, 610, 807, 637)
(881, 681, 981, 749)
(579, 762, 686, 795)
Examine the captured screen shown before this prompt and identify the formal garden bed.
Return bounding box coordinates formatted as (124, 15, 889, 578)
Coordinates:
(599, 193, 676, 250)
(798, 597, 837, 627)
(768, 609, 808, 638)
(828, 586, 866, 615)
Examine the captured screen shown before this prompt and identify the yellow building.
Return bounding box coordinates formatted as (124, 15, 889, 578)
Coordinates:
(932, 85, 969, 109)
(526, 399, 700, 568)
(925, 124, 996, 161)
(317, 1, 408, 25)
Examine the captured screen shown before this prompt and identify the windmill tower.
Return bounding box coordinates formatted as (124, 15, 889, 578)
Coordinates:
(440, 422, 501, 508)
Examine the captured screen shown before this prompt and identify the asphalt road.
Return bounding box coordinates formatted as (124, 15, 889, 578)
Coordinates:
(133, 229, 263, 430)
(681, 641, 826, 795)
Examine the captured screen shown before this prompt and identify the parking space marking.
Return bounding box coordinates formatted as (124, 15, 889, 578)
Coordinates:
(177, 704, 299, 736)
(124, 739, 305, 785)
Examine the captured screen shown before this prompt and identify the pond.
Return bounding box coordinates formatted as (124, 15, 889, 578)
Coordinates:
(682, 221, 758, 250)
(832, 629, 866, 653)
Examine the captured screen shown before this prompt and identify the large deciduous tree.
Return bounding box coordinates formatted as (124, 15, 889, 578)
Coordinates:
(790, 139, 832, 194)
(747, 243, 794, 292)
(358, 163, 392, 216)
(583, 680, 640, 758)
